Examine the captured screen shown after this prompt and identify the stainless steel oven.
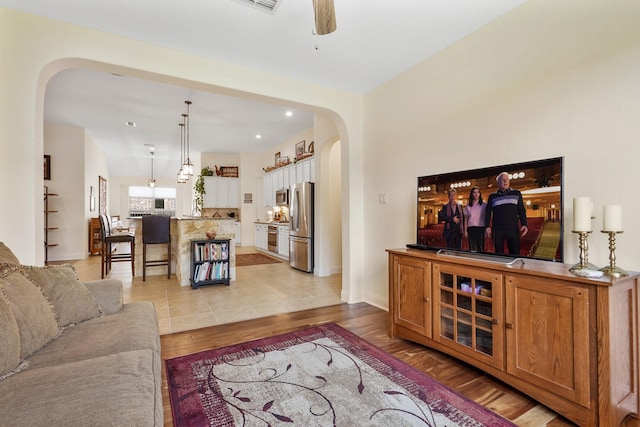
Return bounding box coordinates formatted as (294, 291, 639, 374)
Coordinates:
(267, 224, 278, 253)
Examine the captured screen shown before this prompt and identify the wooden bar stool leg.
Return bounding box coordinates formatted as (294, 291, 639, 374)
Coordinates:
(101, 242, 106, 279)
(142, 243, 146, 281)
(131, 240, 135, 277)
(167, 242, 171, 279)
(106, 242, 112, 275)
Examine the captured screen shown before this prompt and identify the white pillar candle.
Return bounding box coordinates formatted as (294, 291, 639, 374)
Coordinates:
(603, 205, 622, 232)
(573, 197, 592, 232)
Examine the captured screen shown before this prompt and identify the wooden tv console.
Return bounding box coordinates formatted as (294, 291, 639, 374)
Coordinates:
(387, 248, 639, 426)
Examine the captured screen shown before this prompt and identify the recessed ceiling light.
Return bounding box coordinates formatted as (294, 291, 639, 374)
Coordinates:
(125, 121, 136, 127)
(285, 111, 293, 117)
(256, 134, 262, 139)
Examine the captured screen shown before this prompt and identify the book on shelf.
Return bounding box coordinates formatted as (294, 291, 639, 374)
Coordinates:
(193, 261, 229, 283)
(194, 241, 229, 263)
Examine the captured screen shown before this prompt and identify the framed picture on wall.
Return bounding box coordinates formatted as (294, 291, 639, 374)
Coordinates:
(44, 155, 51, 180)
(99, 176, 107, 215)
(295, 141, 305, 160)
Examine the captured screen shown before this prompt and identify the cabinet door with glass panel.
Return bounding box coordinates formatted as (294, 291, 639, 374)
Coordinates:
(433, 263, 504, 369)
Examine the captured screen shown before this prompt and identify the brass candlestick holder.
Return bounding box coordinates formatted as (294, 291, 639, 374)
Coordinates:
(599, 231, 628, 277)
(570, 231, 599, 272)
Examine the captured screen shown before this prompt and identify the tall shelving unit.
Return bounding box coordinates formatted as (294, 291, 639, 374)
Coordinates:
(44, 186, 59, 264)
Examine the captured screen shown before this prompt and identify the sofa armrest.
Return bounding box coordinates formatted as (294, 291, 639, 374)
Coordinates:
(81, 279, 123, 315)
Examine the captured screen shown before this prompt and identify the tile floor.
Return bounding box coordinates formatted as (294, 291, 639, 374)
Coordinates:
(70, 246, 343, 335)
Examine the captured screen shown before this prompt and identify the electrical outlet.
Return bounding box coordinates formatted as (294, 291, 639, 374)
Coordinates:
(379, 193, 387, 204)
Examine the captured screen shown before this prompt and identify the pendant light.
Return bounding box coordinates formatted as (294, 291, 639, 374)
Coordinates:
(176, 119, 187, 184)
(148, 151, 156, 188)
(183, 100, 194, 176)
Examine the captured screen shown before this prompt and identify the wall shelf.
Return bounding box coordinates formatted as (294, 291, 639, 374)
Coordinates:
(44, 186, 59, 263)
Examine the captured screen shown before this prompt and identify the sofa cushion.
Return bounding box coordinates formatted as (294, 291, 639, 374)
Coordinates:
(0, 288, 21, 379)
(26, 301, 159, 370)
(0, 349, 162, 426)
(0, 242, 20, 264)
(0, 264, 61, 360)
(21, 264, 102, 327)
(82, 279, 123, 315)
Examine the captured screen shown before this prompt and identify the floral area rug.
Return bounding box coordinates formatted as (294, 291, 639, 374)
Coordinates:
(166, 323, 515, 426)
(235, 253, 282, 267)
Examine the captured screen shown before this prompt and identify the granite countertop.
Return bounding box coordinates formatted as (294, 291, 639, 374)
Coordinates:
(179, 216, 238, 221)
(128, 216, 239, 221)
(254, 220, 290, 225)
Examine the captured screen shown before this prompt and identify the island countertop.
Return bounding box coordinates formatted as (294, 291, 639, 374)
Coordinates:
(178, 216, 238, 221)
(254, 220, 290, 225)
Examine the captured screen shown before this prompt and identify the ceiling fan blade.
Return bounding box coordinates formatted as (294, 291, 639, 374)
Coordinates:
(313, 0, 337, 35)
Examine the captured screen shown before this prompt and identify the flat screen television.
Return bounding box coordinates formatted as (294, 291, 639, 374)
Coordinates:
(410, 157, 563, 262)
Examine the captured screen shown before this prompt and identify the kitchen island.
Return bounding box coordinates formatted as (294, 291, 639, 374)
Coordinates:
(127, 217, 237, 286)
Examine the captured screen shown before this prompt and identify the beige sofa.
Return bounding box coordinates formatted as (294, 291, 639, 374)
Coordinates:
(0, 243, 162, 426)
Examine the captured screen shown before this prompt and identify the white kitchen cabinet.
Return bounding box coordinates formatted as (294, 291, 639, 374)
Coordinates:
(278, 224, 289, 258)
(283, 167, 291, 190)
(227, 178, 239, 208)
(263, 159, 314, 207)
(254, 223, 268, 251)
(204, 177, 239, 208)
(274, 169, 284, 191)
(203, 177, 217, 208)
(309, 158, 315, 182)
(295, 158, 314, 183)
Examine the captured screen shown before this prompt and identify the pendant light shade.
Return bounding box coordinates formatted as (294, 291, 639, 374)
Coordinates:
(313, 0, 336, 35)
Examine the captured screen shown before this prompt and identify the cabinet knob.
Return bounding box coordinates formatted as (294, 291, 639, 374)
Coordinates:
(506, 322, 514, 329)
(424, 297, 430, 302)
(492, 319, 499, 325)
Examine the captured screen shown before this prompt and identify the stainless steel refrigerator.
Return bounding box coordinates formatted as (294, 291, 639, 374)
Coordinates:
(289, 182, 314, 272)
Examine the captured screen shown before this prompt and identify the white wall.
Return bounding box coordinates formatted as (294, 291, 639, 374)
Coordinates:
(43, 124, 85, 260)
(200, 153, 239, 171)
(362, 0, 640, 307)
(239, 152, 263, 245)
(313, 114, 342, 278)
(44, 124, 110, 260)
(329, 141, 342, 274)
(262, 128, 314, 174)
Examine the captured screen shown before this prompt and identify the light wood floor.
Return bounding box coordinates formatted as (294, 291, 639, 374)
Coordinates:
(70, 246, 342, 335)
(68, 249, 640, 427)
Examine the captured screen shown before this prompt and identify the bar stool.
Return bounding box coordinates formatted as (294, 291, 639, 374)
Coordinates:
(99, 214, 135, 279)
(142, 215, 171, 281)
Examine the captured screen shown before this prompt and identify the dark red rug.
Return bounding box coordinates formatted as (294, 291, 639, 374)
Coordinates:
(235, 253, 282, 267)
(166, 324, 515, 426)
